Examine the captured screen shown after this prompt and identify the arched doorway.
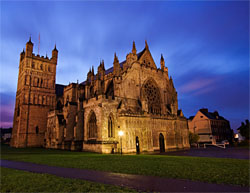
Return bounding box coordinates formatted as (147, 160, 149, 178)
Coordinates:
(136, 136, 140, 154)
(159, 133, 165, 152)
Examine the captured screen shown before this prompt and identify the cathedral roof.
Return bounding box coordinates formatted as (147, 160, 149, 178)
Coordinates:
(104, 48, 146, 75)
(80, 48, 146, 85)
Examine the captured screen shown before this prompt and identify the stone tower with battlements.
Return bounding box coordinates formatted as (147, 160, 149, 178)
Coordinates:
(11, 38, 58, 147)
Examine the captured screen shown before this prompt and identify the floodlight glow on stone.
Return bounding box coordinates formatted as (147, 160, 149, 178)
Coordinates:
(118, 131, 124, 136)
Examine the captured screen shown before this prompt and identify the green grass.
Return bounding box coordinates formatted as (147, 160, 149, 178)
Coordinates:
(0, 167, 136, 192)
(1, 145, 249, 187)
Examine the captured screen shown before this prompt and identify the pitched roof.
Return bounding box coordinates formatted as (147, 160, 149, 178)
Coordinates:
(80, 48, 146, 85)
(199, 109, 228, 121)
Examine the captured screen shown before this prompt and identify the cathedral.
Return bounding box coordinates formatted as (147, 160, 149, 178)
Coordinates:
(11, 38, 190, 153)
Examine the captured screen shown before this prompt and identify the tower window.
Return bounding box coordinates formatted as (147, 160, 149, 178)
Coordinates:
(36, 126, 39, 134)
(17, 104, 20, 116)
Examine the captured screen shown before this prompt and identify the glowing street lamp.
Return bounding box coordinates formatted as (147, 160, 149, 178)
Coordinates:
(118, 130, 124, 155)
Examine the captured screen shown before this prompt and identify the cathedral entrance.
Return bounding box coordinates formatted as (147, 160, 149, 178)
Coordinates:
(136, 136, 140, 154)
(159, 133, 165, 152)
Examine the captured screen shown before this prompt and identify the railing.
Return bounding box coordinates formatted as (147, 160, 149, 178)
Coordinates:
(203, 143, 226, 149)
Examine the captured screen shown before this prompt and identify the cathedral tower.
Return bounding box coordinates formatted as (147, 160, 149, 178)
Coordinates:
(11, 38, 58, 147)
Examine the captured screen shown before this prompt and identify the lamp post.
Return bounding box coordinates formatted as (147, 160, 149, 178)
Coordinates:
(118, 130, 124, 155)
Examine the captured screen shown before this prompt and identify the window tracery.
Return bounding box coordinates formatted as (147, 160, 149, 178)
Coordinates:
(108, 115, 114, 138)
(88, 112, 97, 138)
(143, 79, 161, 114)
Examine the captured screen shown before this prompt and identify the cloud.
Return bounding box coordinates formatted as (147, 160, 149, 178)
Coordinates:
(0, 1, 248, 131)
(0, 92, 15, 128)
(179, 78, 218, 95)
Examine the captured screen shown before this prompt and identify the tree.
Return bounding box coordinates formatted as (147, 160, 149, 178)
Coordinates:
(237, 119, 249, 140)
(189, 132, 200, 145)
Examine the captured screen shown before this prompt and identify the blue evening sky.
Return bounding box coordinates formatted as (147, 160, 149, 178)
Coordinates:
(0, 1, 249, 131)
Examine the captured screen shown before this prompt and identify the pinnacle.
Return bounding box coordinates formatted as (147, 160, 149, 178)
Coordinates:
(161, 54, 164, 61)
(145, 40, 149, 49)
(132, 41, 137, 54)
(53, 44, 58, 51)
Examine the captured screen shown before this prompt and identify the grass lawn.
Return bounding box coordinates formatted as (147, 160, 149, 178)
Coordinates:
(1, 167, 136, 192)
(1, 144, 249, 187)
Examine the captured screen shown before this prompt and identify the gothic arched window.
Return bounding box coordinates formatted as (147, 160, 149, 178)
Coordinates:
(108, 115, 114, 138)
(56, 100, 63, 111)
(142, 79, 161, 114)
(105, 80, 114, 99)
(88, 111, 97, 138)
(90, 86, 94, 98)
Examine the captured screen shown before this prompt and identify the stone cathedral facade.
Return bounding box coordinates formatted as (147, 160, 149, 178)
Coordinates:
(11, 38, 190, 153)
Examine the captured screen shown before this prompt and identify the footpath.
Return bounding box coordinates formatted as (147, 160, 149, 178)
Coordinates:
(1, 159, 249, 192)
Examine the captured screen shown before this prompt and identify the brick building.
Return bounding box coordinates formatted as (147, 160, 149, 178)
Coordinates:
(188, 108, 233, 144)
(11, 39, 190, 153)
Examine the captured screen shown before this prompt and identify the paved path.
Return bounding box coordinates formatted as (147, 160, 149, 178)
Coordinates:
(1, 160, 249, 192)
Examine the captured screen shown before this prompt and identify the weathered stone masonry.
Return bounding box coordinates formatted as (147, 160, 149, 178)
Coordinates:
(11, 39, 190, 153)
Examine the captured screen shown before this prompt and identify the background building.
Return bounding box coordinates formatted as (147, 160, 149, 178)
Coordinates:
(1, 128, 12, 144)
(188, 108, 233, 144)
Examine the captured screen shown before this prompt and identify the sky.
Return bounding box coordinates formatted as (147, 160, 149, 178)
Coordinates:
(0, 1, 249, 131)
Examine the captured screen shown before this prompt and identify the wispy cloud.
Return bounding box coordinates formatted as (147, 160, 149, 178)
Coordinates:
(0, 1, 249, 130)
(178, 77, 219, 96)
